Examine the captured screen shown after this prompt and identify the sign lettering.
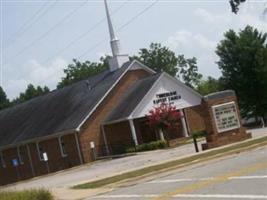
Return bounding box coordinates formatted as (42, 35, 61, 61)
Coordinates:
(153, 91, 181, 105)
(212, 102, 240, 133)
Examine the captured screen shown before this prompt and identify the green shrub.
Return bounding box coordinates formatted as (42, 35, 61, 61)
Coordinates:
(0, 189, 53, 200)
(126, 140, 168, 153)
(192, 130, 207, 139)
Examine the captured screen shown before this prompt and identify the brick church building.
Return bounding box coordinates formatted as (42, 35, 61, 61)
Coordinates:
(0, 0, 251, 186)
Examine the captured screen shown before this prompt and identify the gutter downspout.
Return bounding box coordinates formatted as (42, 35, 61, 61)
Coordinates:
(26, 144, 35, 177)
(74, 130, 83, 164)
(101, 125, 110, 156)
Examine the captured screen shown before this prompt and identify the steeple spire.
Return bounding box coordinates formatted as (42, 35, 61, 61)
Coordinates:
(104, 0, 129, 71)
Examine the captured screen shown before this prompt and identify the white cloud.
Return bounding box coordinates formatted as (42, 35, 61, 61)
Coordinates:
(5, 58, 68, 99)
(165, 4, 266, 80)
(194, 5, 267, 33)
(165, 30, 219, 78)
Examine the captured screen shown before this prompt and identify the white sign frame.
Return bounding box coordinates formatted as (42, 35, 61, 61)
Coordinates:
(212, 101, 240, 133)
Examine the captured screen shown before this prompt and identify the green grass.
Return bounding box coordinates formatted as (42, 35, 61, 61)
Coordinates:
(0, 189, 53, 200)
(73, 136, 267, 189)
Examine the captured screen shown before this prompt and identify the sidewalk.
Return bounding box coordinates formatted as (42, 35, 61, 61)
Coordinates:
(1, 128, 267, 199)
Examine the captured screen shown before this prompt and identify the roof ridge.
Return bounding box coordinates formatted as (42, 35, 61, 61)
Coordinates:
(0, 69, 113, 115)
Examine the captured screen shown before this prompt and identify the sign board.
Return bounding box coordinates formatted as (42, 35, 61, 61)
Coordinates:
(212, 101, 240, 133)
(153, 91, 181, 105)
(12, 159, 19, 167)
(43, 152, 48, 161)
(90, 141, 95, 149)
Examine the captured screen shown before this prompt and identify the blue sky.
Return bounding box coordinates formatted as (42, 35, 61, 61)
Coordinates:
(1, 0, 266, 99)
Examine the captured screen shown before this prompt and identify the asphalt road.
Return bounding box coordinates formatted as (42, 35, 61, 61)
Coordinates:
(90, 145, 267, 200)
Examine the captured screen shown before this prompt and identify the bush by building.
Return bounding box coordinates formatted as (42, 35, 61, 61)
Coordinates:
(126, 140, 168, 153)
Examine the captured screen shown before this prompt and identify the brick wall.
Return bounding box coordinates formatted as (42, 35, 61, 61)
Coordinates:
(104, 121, 133, 146)
(201, 95, 252, 150)
(79, 69, 151, 162)
(0, 133, 81, 186)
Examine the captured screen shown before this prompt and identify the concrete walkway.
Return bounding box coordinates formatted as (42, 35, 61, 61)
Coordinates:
(1, 128, 267, 199)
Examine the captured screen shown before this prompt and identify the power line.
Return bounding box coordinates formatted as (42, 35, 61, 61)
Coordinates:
(4, 1, 57, 49)
(41, 0, 129, 65)
(77, 0, 159, 60)
(9, 0, 159, 89)
(3, 0, 88, 66)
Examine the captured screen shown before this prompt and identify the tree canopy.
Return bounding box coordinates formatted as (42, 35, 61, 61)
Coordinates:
(134, 43, 202, 88)
(196, 77, 224, 96)
(57, 56, 109, 88)
(177, 55, 202, 88)
(134, 43, 179, 76)
(216, 25, 267, 120)
(229, 0, 246, 13)
(12, 84, 50, 104)
(0, 86, 10, 110)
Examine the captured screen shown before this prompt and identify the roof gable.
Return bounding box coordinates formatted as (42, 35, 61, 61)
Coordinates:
(131, 73, 203, 118)
(104, 72, 203, 124)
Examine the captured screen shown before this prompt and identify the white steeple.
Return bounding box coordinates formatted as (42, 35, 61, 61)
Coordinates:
(104, 0, 129, 71)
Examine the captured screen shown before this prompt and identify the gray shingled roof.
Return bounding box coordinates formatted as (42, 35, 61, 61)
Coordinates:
(104, 73, 162, 124)
(0, 61, 131, 148)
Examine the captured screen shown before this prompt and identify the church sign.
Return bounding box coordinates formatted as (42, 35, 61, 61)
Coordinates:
(212, 101, 240, 133)
(153, 91, 181, 105)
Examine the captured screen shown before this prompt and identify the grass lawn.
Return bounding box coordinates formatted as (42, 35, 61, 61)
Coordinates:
(0, 189, 53, 200)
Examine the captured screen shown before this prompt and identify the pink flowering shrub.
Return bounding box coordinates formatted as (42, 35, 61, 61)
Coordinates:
(146, 103, 182, 131)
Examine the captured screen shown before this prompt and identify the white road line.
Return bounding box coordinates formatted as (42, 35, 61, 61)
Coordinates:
(92, 194, 267, 199)
(148, 178, 214, 183)
(229, 175, 267, 179)
(91, 194, 158, 198)
(173, 194, 267, 199)
(148, 175, 267, 183)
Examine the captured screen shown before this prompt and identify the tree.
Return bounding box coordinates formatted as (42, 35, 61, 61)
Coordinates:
(57, 56, 109, 88)
(146, 103, 182, 141)
(216, 26, 267, 122)
(177, 55, 203, 88)
(134, 43, 179, 76)
(13, 84, 50, 104)
(230, 0, 246, 13)
(197, 76, 224, 96)
(134, 43, 202, 88)
(0, 86, 10, 110)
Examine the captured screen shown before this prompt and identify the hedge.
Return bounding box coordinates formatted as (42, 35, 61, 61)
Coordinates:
(126, 140, 168, 153)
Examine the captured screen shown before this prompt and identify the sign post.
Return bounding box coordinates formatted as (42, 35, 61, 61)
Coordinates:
(12, 158, 20, 180)
(90, 141, 96, 161)
(43, 152, 50, 173)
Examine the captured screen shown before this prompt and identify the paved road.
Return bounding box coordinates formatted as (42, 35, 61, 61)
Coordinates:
(90, 145, 267, 200)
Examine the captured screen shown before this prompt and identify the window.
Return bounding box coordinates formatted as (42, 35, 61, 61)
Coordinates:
(17, 146, 24, 164)
(58, 137, 67, 157)
(0, 151, 6, 168)
(36, 142, 44, 161)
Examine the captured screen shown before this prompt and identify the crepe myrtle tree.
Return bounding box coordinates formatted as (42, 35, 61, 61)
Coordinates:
(146, 103, 182, 141)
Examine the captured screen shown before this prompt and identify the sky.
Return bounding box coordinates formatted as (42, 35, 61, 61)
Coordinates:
(1, 0, 267, 99)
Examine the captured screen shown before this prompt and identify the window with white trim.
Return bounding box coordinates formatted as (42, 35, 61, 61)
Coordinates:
(36, 142, 44, 161)
(0, 151, 6, 168)
(58, 137, 67, 157)
(17, 146, 24, 164)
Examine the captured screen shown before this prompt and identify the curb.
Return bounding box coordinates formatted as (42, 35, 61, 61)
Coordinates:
(73, 136, 267, 189)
